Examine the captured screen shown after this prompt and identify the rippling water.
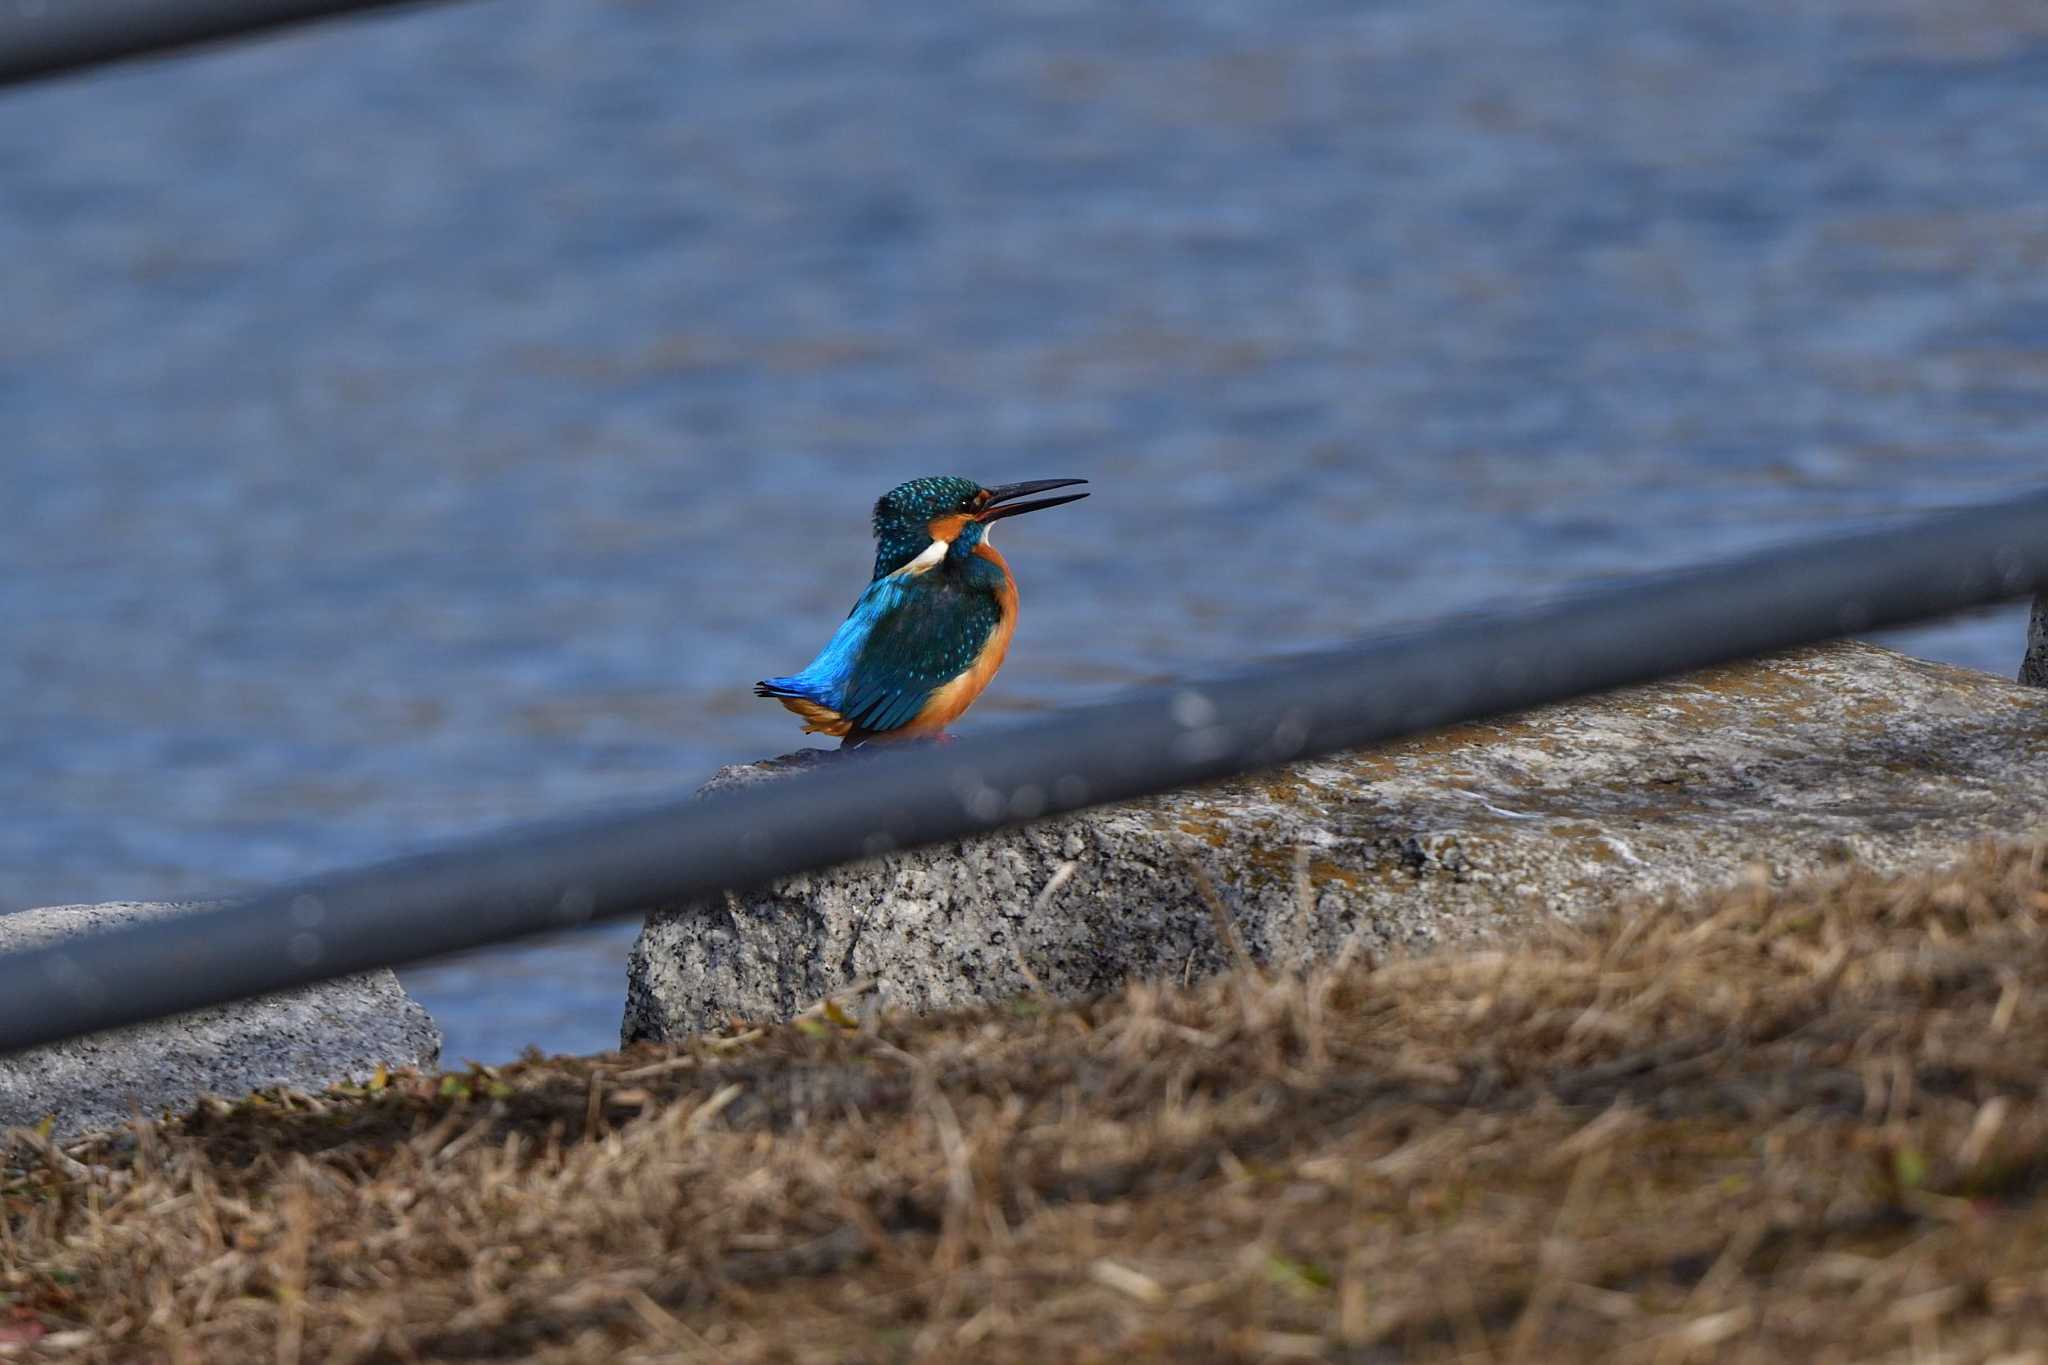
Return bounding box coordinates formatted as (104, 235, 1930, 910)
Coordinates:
(3, 0, 2045, 1061)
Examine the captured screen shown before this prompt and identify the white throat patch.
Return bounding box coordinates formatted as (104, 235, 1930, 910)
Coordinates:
(898, 539, 949, 575)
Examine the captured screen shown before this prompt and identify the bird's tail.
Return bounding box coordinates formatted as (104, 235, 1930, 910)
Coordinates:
(756, 676, 854, 737)
(754, 676, 815, 701)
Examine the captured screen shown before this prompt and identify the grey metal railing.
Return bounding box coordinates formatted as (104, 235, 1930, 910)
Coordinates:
(1, 488, 2044, 1055)
(0, 0, 468, 87)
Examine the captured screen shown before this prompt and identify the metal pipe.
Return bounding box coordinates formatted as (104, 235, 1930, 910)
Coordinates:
(2, 488, 2045, 1055)
(0, 0, 461, 88)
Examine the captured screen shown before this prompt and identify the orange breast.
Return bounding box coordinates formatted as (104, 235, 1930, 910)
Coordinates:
(895, 542, 1018, 737)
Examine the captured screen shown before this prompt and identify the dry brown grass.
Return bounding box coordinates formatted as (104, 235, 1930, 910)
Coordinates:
(7, 842, 2048, 1362)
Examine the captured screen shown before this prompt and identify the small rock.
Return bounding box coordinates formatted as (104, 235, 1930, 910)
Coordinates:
(624, 641, 2048, 1044)
(0, 901, 441, 1139)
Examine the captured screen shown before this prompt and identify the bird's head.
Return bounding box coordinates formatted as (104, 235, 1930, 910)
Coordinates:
(870, 475, 1088, 578)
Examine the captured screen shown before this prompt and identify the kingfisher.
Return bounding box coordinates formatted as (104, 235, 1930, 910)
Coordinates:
(755, 475, 1089, 746)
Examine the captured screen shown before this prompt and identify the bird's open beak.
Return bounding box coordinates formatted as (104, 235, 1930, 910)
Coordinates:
(977, 478, 1090, 522)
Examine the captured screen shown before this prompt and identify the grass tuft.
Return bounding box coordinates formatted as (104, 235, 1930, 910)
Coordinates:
(7, 841, 2048, 1360)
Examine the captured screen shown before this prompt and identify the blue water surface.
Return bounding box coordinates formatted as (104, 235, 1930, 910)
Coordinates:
(2, 0, 2045, 1061)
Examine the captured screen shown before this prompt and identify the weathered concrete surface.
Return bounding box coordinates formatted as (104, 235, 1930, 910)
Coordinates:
(624, 641, 2048, 1043)
(0, 902, 442, 1139)
(2023, 593, 2048, 688)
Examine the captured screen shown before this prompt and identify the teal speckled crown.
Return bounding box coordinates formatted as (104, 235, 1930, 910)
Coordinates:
(870, 475, 984, 578)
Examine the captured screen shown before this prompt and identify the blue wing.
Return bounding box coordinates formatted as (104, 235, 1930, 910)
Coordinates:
(756, 575, 911, 710)
(757, 571, 1001, 735)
